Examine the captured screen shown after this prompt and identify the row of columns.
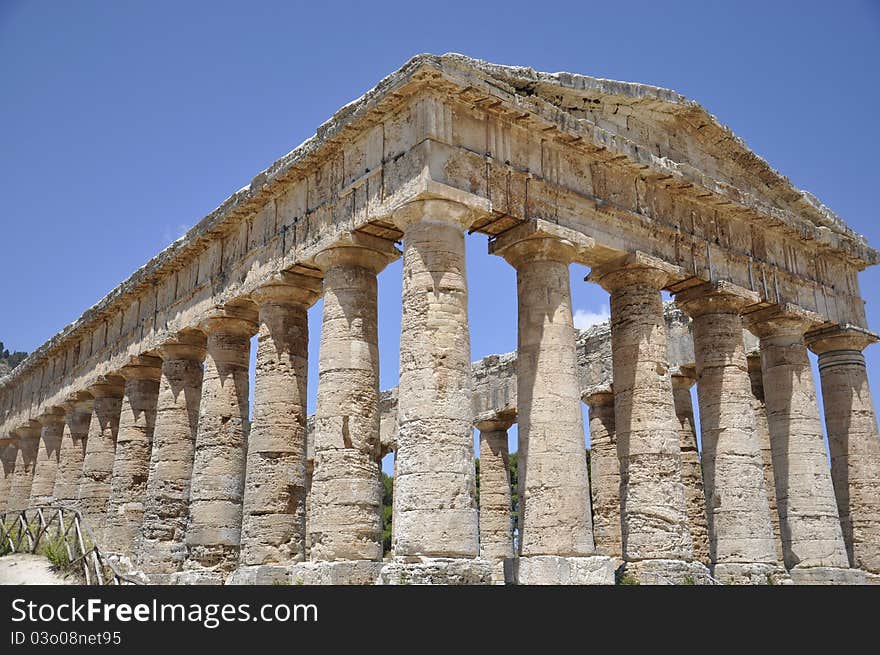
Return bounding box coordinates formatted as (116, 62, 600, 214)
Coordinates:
(1, 200, 879, 582)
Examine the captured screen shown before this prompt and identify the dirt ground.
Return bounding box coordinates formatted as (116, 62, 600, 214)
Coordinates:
(0, 554, 76, 585)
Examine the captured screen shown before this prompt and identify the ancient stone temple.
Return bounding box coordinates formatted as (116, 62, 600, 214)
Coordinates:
(1, 54, 878, 585)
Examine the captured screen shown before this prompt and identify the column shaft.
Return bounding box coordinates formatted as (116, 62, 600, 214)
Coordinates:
(52, 396, 93, 508)
(241, 277, 318, 566)
(104, 357, 162, 555)
(29, 412, 64, 506)
(477, 420, 514, 562)
(392, 201, 478, 558)
(0, 440, 20, 513)
(8, 426, 41, 513)
(184, 306, 256, 577)
(586, 390, 621, 559)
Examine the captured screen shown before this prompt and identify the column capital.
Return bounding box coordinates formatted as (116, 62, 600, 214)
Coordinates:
(252, 271, 323, 309)
(60, 391, 94, 418)
(12, 420, 41, 439)
(157, 329, 207, 362)
(391, 198, 477, 232)
(806, 324, 879, 355)
(36, 407, 66, 426)
(314, 231, 400, 276)
(119, 355, 163, 382)
(675, 280, 761, 318)
(744, 303, 825, 339)
(587, 251, 683, 293)
(489, 219, 595, 268)
(87, 375, 126, 398)
(474, 411, 516, 433)
(670, 366, 698, 389)
(198, 301, 259, 337)
(582, 385, 614, 407)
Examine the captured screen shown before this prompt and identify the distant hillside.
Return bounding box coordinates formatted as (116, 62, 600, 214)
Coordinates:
(0, 342, 28, 376)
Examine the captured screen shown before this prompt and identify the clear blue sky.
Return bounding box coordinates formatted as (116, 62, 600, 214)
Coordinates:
(2, 1, 879, 473)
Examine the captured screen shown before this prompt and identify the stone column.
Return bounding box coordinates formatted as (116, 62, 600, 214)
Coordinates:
(309, 237, 395, 572)
(139, 331, 205, 580)
(0, 437, 18, 514)
(7, 423, 40, 513)
(495, 236, 594, 562)
(182, 303, 257, 583)
(677, 282, 779, 582)
(103, 356, 161, 556)
(669, 371, 710, 567)
(589, 252, 697, 582)
(747, 305, 852, 581)
(584, 388, 621, 560)
(77, 376, 125, 535)
(807, 325, 880, 575)
(52, 393, 93, 508)
(29, 409, 65, 507)
(746, 353, 785, 563)
(475, 415, 515, 568)
(384, 199, 488, 584)
(239, 274, 320, 572)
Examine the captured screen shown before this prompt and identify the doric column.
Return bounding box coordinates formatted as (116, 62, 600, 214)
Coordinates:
(746, 305, 850, 573)
(746, 353, 785, 563)
(475, 415, 515, 564)
(676, 282, 778, 581)
(7, 423, 41, 513)
(240, 274, 320, 567)
(390, 199, 479, 559)
(309, 237, 396, 563)
(103, 356, 161, 556)
(139, 332, 205, 578)
(589, 253, 694, 564)
(493, 235, 594, 559)
(669, 371, 710, 566)
(0, 437, 18, 513)
(77, 376, 125, 535)
(182, 302, 257, 582)
(807, 325, 880, 574)
(52, 393, 94, 508)
(29, 409, 65, 507)
(584, 388, 621, 560)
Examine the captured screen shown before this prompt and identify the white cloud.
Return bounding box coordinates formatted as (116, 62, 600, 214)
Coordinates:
(573, 306, 610, 330)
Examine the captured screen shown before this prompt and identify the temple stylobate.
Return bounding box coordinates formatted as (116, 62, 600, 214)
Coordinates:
(1, 54, 878, 585)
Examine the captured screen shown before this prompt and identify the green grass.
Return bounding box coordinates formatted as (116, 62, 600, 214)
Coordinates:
(35, 533, 72, 571)
(618, 573, 640, 586)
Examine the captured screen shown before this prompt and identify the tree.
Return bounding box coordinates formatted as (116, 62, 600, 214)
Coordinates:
(381, 472, 393, 555)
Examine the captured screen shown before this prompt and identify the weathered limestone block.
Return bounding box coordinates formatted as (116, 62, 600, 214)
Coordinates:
(391, 200, 479, 559)
(7, 424, 41, 513)
(584, 388, 621, 560)
(589, 252, 693, 563)
(78, 377, 125, 535)
(807, 326, 880, 574)
(676, 282, 778, 578)
(475, 415, 515, 565)
(378, 558, 494, 585)
(139, 332, 205, 579)
(309, 237, 395, 564)
(747, 305, 850, 570)
(0, 438, 18, 513)
(103, 357, 161, 555)
(746, 353, 785, 563)
(241, 274, 320, 567)
(494, 235, 595, 558)
(52, 394, 93, 508)
(504, 555, 616, 585)
(182, 303, 257, 581)
(29, 409, 65, 507)
(669, 372, 710, 566)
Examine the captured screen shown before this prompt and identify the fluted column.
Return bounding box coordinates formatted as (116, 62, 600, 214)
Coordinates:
(677, 282, 778, 580)
(29, 409, 65, 506)
(746, 306, 849, 571)
(52, 393, 93, 508)
(670, 371, 710, 566)
(747, 353, 785, 563)
(584, 388, 621, 560)
(183, 303, 257, 581)
(494, 236, 594, 558)
(0, 437, 18, 513)
(240, 274, 320, 567)
(103, 356, 161, 556)
(476, 416, 515, 564)
(589, 253, 693, 563)
(391, 200, 479, 559)
(309, 238, 395, 563)
(7, 423, 40, 513)
(77, 376, 125, 535)
(807, 325, 880, 574)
